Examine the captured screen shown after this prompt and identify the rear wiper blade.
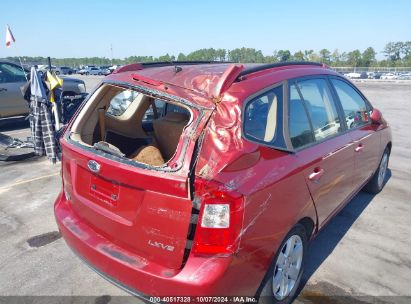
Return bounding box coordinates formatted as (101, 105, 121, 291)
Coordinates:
(93, 141, 125, 158)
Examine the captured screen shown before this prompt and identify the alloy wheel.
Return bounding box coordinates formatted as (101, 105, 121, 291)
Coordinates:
(377, 152, 388, 189)
(272, 234, 303, 300)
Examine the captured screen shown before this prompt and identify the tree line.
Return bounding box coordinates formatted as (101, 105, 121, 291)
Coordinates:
(6, 41, 411, 68)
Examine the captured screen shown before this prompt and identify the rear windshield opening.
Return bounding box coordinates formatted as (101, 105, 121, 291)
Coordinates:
(69, 83, 192, 167)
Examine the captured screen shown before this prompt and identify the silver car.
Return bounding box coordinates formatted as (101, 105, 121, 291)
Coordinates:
(0, 60, 86, 118)
(87, 67, 104, 75)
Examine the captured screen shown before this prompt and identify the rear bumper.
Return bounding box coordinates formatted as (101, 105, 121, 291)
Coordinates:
(72, 248, 153, 301)
(54, 191, 248, 297)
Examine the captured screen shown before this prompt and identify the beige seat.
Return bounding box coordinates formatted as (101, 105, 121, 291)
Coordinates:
(130, 145, 165, 166)
(153, 112, 189, 160)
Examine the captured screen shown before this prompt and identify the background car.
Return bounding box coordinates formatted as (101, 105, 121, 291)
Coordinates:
(373, 72, 383, 79)
(344, 72, 361, 79)
(367, 72, 375, 79)
(367, 72, 383, 79)
(99, 65, 110, 71)
(380, 72, 397, 80)
(0, 60, 86, 118)
(359, 72, 368, 79)
(102, 68, 112, 76)
(58, 66, 74, 75)
(398, 72, 411, 80)
(108, 65, 122, 74)
(87, 67, 104, 75)
(77, 65, 96, 75)
(77, 67, 89, 75)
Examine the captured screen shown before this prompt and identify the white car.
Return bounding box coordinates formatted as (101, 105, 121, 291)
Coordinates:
(398, 73, 411, 80)
(344, 72, 361, 79)
(380, 73, 397, 80)
(314, 121, 341, 140)
(87, 67, 104, 75)
(78, 67, 89, 75)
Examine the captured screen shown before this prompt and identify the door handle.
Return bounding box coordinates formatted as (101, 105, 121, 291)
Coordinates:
(0, 88, 7, 92)
(355, 144, 364, 152)
(309, 167, 324, 182)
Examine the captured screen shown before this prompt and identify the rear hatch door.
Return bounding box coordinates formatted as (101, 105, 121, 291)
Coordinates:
(62, 91, 212, 270)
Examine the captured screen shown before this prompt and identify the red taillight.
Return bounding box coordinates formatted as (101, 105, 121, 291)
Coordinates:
(192, 178, 244, 255)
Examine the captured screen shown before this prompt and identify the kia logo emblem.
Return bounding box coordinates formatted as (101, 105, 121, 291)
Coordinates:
(87, 160, 100, 173)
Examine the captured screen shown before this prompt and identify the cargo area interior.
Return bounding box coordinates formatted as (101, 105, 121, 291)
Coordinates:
(69, 84, 191, 166)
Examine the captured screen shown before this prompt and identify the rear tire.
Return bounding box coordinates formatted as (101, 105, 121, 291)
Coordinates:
(363, 147, 390, 194)
(258, 224, 307, 304)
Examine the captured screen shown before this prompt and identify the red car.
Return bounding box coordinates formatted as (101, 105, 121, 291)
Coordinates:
(54, 61, 391, 303)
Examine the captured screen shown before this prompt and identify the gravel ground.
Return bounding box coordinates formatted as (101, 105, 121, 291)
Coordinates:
(0, 76, 410, 303)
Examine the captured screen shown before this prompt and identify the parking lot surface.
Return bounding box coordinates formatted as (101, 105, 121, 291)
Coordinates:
(0, 76, 410, 303)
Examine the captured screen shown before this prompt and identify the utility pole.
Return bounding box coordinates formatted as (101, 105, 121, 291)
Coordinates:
(110, 44, 113, 65)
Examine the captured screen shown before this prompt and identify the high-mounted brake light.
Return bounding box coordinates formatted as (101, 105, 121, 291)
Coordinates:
(192, 178, 244, 255)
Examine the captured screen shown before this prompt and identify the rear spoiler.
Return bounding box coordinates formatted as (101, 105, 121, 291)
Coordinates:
(113, 62, 245, 101)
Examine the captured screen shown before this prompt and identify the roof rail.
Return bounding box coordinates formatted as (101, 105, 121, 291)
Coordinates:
(139, 60, 233, 67)
(113, 60, 233, 74)
(236, 61, 325, 80)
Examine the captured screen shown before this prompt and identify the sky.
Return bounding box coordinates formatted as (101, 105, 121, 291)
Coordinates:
(1, 0, 410, 59)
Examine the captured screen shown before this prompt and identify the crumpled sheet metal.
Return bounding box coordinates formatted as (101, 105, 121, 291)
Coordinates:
(196, 91, 257, 182)
(107, 63, 245, 102)
(132, 64, 227, 97)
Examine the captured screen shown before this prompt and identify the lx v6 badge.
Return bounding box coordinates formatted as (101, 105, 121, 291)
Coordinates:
(148, 240, 175, 252)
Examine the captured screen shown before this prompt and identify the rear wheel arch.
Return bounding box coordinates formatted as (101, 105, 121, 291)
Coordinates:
(297, 217, 316, 240)
(363, 145, 390, 194)
(255, 217, 315, 299)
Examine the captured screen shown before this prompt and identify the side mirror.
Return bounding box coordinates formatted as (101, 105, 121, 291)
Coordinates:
(370, 108, 383, 125)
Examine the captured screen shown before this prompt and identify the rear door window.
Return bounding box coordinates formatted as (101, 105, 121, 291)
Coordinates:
(294, 78, 342, 142)
(330, 79, 371, 129)
(288, 78, 343, 149)
(288, 84, 315, 148)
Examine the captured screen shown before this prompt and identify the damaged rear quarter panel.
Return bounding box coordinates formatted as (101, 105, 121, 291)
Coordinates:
(195, 81, 317, 295)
